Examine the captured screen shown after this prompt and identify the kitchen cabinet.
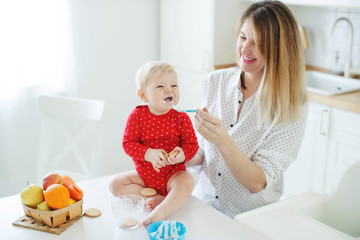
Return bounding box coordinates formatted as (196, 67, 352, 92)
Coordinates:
(160, 0, 213, 74)
(160, 0, 249, 109)
(283, 102, 330, 198)
(325, 107, 360, 194)
(284, 101, 360, 198)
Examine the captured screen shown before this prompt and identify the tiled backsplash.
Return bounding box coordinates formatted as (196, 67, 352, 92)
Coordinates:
(290, 6, 360, 73)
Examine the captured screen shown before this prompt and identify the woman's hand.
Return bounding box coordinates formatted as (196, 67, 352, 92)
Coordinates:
(166, 147, 185, 165)
(144, 148, 168, 172)
(195, 107, 266, 193)
(195, 107, 229, 147)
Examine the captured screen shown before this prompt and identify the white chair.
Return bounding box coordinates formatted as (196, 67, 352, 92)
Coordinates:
(311, 161, 360, 238)
(37, 95, 105, 182)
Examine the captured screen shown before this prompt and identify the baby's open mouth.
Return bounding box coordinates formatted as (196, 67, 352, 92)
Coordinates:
(163, 95, 174, 103)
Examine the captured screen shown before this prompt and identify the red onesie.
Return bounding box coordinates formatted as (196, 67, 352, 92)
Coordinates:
(122, 105, 199, 196)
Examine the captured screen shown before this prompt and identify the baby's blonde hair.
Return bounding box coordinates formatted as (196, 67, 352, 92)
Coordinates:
(135, 61, 175, 91)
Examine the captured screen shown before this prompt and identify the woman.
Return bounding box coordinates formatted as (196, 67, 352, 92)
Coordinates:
(188, 1, 308, 218)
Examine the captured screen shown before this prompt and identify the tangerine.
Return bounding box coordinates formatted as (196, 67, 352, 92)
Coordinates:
(44, 184, 70, 209)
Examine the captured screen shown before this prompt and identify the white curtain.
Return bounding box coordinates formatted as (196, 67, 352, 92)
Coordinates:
(0, 0, 76, 197)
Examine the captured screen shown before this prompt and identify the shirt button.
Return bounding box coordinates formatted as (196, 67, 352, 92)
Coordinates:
(218, 173, 221, 176)
(215, 196, 219, 199)
(239, 100, 242, 104)
(230, 124, 234, 127)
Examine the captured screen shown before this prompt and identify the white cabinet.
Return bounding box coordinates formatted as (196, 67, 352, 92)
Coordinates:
(283, 102, 330, 198)
(325, 107, 360, 194)
(160, 0, 249, 109)
(160, 0, 213, 73)
(284, 102, 360, 198)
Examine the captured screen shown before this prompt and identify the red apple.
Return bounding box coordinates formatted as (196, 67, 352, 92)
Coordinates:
(42, 173, 63, 190)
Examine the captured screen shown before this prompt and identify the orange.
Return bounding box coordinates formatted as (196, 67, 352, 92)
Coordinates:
(68, 198, 75, 206)
(44, 184, 70, 209)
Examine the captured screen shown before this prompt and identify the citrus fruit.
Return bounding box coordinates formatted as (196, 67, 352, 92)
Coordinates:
(44, 184, 70, 209)
(68, 198, 76, 206)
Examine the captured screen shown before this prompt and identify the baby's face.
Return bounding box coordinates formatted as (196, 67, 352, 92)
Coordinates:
(143, 70, 180, 115)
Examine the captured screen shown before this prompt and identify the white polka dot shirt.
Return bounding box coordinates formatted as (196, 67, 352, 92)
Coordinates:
(192, 67, 307, 218)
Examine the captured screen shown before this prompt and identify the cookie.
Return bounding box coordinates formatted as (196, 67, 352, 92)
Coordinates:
(121, 218, 138, 228)
(140, 187, 157, 197)
(165, 151, 178, 158)
(170, 151, 178, 157)
(85, 208, 101, 217)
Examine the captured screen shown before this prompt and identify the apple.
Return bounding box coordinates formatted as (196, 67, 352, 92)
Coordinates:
(20, 184, 44, 208)
(37, 201, 51, 211)
(42, 173, 63, 190)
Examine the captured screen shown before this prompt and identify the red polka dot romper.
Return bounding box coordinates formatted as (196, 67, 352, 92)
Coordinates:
(122, 105, 199, 196)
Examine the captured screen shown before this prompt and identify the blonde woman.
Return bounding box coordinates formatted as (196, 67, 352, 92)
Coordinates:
(188, 1, 308, 218)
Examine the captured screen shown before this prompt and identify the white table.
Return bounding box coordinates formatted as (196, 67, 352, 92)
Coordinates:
(0, 174, 269, 240)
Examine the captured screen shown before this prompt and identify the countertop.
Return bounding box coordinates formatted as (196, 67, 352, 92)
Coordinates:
(309, 90, 360, 113)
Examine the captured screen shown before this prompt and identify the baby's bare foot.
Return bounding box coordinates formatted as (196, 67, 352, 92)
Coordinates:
(146, 194, 165, 212)
(142, 208, 166, 227)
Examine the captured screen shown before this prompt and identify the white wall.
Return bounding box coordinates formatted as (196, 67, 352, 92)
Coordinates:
(68, 0, 160, 176)
(0, 0, 159, 198)
(289, 5, 360, 72)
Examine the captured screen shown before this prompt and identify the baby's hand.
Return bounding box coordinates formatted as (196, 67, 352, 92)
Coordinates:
(166, 147, 185, 165)
(145, 148, 167, 172)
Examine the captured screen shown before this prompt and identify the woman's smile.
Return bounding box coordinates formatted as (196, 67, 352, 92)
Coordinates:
(242, 55, 256, 64)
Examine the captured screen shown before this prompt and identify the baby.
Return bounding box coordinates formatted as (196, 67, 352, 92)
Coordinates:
(109, 61, 199, 227)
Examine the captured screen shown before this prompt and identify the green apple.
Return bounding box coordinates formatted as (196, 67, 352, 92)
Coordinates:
(37, 201, 51, 211)
(20, 184, 44, 208)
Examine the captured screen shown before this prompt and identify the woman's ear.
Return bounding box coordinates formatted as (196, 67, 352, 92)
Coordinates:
(137, 89, 148, 103)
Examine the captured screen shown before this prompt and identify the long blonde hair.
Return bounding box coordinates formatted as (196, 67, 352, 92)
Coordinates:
(236, 1, 308, 125)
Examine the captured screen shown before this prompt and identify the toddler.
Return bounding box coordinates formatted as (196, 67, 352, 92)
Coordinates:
(109, 61, 199, 227)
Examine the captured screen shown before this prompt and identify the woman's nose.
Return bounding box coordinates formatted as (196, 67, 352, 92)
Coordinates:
(241, 41, 252, 55)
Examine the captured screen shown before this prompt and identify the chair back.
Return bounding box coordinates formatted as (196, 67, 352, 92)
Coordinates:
(37, 95, 105, 182)
(324, 162, 360, 237)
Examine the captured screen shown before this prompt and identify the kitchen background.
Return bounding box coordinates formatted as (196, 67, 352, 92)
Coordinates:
(0, 0, 359, 198)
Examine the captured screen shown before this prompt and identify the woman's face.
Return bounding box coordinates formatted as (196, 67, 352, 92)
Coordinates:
(237, 18, 265, 76)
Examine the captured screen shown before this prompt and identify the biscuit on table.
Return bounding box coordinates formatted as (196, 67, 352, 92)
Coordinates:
(121, 218, 138, 228)
(140, 187, 157, 197)
(85, 208, 101, 217)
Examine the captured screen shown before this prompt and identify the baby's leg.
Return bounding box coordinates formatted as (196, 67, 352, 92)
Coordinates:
(142, 170, 194, 227)
(109, 170, 146, 196)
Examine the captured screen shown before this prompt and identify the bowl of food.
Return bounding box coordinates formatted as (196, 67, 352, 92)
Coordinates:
(111, 195, 145, 229)
(147, 220, 186, 240)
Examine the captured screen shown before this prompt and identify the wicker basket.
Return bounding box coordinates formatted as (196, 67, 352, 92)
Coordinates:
(22, 199, 83, 228)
